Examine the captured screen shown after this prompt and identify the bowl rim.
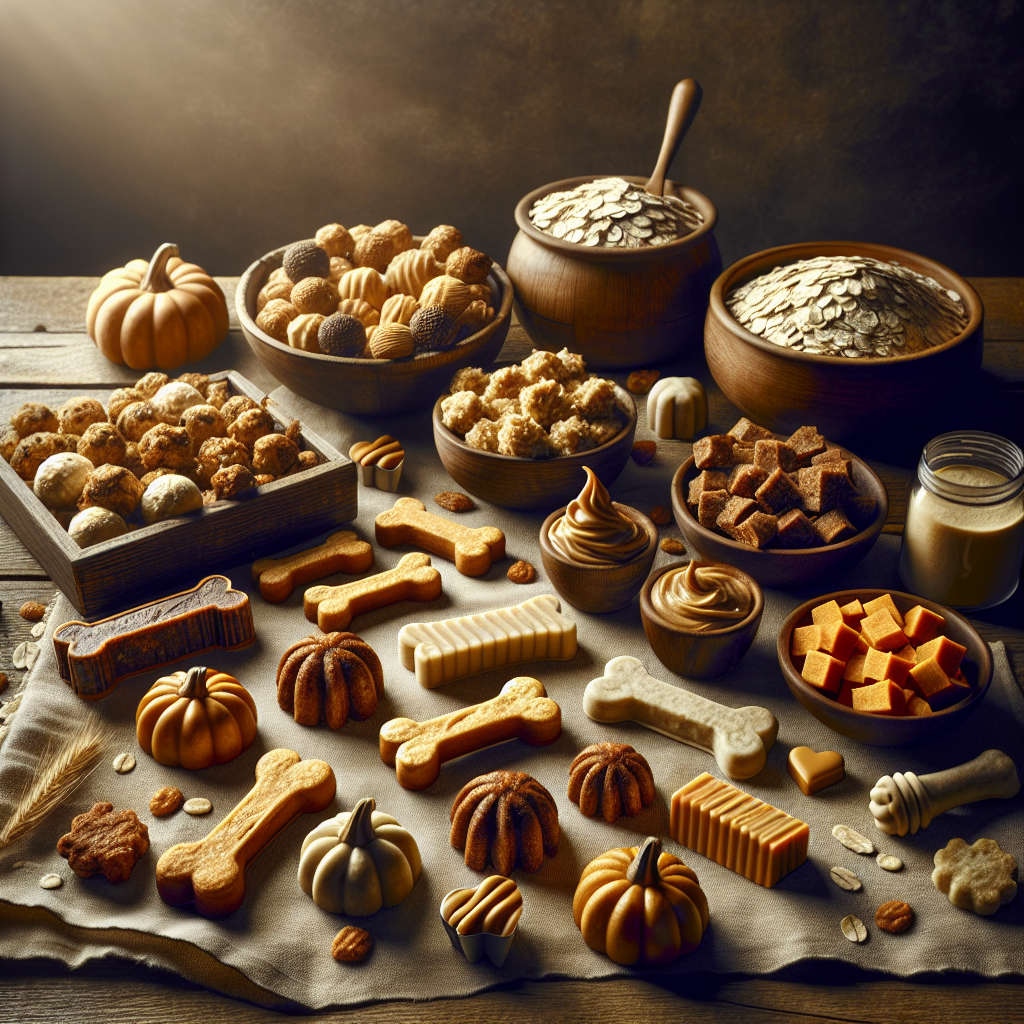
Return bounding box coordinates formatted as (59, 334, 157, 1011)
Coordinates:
(639, 559, 765, 638)
(707, 240, 983, 367)
(776, 587, 993, 722)
(538, 502, 658, 572)
(513, 174, 718, 262)
(235, 238, 514, 370)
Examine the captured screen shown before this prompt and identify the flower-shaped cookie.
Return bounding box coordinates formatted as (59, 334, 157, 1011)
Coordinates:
(57, 801, 150, 882)
(932, 837, 1018, 915)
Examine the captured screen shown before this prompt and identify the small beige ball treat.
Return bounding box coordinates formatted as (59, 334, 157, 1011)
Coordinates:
(138, 424, 194, 471)
(498, 414, 553, 459)
(11, 402, 58, 438)
(141, 474, 203, 524)
(220, 395, 259, 425)
(349, 224, 372, 240)
(369, 323, 415, 359)
(287, 313, 325, 352)
(57, 397, 107, 436)
(374, 218, 414, 253)
(520, 379, 574, 428)
(315, 223, 355, 260)
(328, 256, 354, 284)
(228, 406, 276, 449)
(283, 239, 330, 283)
(464, 417, 500, 453)
(337, 267, 389, 311)
(252, 433, 300, 476)
(68, 505, 128, 548)
(135, 372, 169, 398)
(291, 276, 338, 317)
(441, 391, 487, 435)
(379, 293, 420, 328)
(179, 405, 226, 450)
(176, 373, 211, 398)
(78, 464, 144, 517)
(352, 230, 396, 273)
(2, 426, 22, 462)
(268, 266, 291, 285)
(116, 401, 162, 442)
(255, 306, 290, 342)
(140, 468, 177, 488)
(10, 432, 69, 482)
(486, 396, 521, 420)
(262, 298, 300, 321)
(33, 452, 95, 508)
(256, 277, 293, 313)
(289, 449, 320, 473)
(107, 387, 145, 422)
(446, 246, 491, 284)
(196, 436, 250, 485)
(449, 366, 491, 396)
(421, 224, 462, 263)
(150, 382, 205, 425)
(206, 380, 229, 409)
(210, 463, 257, 500)
(484, 365, 529, 402)
(384, 248, 444, 299)
(318, 313, 366, 357)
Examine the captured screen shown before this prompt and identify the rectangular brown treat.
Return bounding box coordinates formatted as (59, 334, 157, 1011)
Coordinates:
(798, 464, 853, 513)
(842, 492, 878, 530)
(732, 444, 755, 465)
(697, 489, 730, 528)
(716, 495, 757, 532)
(775, 508, 820, 548)
(755, 466, 804, 514)
(811, 446, 847, 466)
(728, 417, 775, 443)
(753, 439, 798, 473)
(727, 463, 768, 498)
(692, 434, 736, 470)
(688, 469, 730, 505)
(729, 510, 778, 548)
(813, 508, 856, 545)
(787, 425, 827, 462)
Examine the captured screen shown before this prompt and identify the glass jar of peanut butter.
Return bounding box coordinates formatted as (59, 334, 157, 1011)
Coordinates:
(899, 431, 1024, 610)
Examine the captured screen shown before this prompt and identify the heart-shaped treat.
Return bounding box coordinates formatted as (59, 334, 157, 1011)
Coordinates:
(788, 746, 845, 795)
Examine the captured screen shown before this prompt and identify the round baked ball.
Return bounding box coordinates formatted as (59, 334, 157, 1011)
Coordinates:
(211, 463, 256, 500)
(283, 240, 330, 283)
(10, 432, 66, 482)
(150, 382, 205, 425)
(180, 404, 226, 450)
(292, 449, 320, 473)
(116, 401, 162, 442)
(1, 426, 20, 463)
(257, 278, 293, 313)
(206, 380, 230, 409)
(446, 246, 491, 285)
(68, 506, 128, 548)
(318, 313, 365, 357)
(77, 423, 128, 468)
(141, 474, 203, 524)
(228, 407, 276, 449)
(251, 433, 300, 476)
(140, 468, 176, 488)
(57, 397, 107, 436)
(421, 224, 462, 263)
(78, 464, 144, 517)
(33, 453, 95, 509)
(135, 372, 169, 398)
(291, 276, 338, 316)
(196, 436, 250, 485)
(175, 373, 210, 397)
(220, 395, 259, 425)
(11, 402, 58, 438)
(124, 441, 146, 478)
(138, 424, 194, 471)
(410, 305, 459, 352)
(351, 231, 396, 274)
(315, 223, 355, 260)
(374, 218, 414, 253)
(255, 307, 290, 341)
(107, 387, 145, 422)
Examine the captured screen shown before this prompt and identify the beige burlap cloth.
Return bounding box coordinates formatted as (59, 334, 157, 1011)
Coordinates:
(1, 387, 1021, 1010)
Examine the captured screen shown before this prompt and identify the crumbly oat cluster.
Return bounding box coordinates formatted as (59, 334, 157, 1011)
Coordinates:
(441, 349, 629, 459)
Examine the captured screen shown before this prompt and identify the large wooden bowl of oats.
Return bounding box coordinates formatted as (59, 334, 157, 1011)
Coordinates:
(704, 241, 983, 441)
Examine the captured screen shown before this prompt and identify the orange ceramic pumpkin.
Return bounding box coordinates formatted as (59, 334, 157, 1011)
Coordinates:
(87, 243, 229, 370)
(572, 836, 709, 965)
(135, 666, 257, 769)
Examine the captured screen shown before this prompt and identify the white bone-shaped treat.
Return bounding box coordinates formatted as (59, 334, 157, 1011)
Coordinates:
(398, 594, 577, 688)
(646, 377, 707, 440)
(583, 656, 777, 779)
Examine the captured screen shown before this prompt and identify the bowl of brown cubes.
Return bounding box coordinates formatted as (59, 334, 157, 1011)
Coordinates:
(670, 416, 887, 588)
(432, 349, 638, 510)
(236, 221, 513, 416)
(704, 241, 984, 441)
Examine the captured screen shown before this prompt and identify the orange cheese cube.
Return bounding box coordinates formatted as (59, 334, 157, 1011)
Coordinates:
(916, 635, 967, 677)
(907, 693, 934, 717)
(903, 605, 944, 646)
(907, 657, 966, 709)
(811, 600, 844, 626)
(837, 680, 860, 707)
(852, 679, 907, 716)
(862, 593, 904, 627)
(801, 650, 845, 694)
(791, 625, 821, 658)
(839, 598, 866, 630)
(863, 647, 915, 686)
(842, 652, 868, 685)
(819, 619, 860, 662)
(860, 610, 909, 652)
(895, 644, 918, 664)
(854, 633, 870, 654)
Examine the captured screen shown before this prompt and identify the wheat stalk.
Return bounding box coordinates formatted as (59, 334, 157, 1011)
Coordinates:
(0, 721, 107, 851)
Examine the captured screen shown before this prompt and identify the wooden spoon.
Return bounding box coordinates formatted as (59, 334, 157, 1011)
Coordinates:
(645, 78, 703, 197)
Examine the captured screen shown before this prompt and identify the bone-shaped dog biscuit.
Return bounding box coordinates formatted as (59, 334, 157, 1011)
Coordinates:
(399, 594, 577, 688)
(375, 496, 505, 576)
(156, 748, 336, 917)
(583, 656, 777, 780)
(379, 676, 562, 789)
(304, 551, 442, 631)
(251, 530, 374, 602)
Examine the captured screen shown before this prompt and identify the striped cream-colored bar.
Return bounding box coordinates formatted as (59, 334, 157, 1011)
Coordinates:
(669, 773, 809, 887)
(398, 594, 577, 688)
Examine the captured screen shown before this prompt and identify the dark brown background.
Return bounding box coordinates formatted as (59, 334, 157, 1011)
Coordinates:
(1, 0, 1021, 278)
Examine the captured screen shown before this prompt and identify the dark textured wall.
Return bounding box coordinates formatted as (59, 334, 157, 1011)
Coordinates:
(1, 0, 1021, 278)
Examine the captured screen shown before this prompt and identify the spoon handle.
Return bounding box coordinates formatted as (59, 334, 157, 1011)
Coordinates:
(645, 78, 703, 197)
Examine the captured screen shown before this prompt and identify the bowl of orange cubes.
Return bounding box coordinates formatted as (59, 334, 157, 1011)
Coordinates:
(777, 589, 992, 745)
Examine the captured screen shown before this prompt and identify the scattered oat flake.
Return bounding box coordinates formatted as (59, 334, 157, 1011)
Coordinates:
(507, 560, 537, 584)
(19, 601, 46, 622)
(39, 873, 63, 889)
(435, 491, 475, 512)
(12, 642, 39, 671)
(841, 914, 868, 943)
(876, 853, 903, 872)
(112, 753, 136, 774)
(631, 441, 657, 466)
(31, 621, 46, 638)
(659, 537, 686, 554)
(649, 505, 672, 525)
(627, 370, 660, 395)
(833, 824, 875, 855)
(183, 797, 212, 816)
(830, 866, 862, 891)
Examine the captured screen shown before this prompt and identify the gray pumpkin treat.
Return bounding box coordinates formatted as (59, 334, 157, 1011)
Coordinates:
(141, 474, 203, 524)
(33, 452, 95, 509)
(318, 313, 366, 357)
(283, 240, 330, 283)
(68, 506, 128, 548)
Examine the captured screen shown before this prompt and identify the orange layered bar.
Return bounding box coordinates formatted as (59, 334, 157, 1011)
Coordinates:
(669, 773, 809, 888)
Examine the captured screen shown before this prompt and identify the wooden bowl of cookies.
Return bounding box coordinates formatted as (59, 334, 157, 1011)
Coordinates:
(704, 241, 984, 441)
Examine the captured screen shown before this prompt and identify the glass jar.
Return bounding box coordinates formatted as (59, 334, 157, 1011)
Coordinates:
(899, 431, 1024, 610)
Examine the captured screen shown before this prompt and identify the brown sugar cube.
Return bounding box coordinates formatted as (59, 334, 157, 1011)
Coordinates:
(864, 647, 915, 686)
(819, 619, 860, 662)
(753, 439, 797, 473)
(863, 593, 904, 627)
(755, 466, 803, 515)
(860, 609, 909, 652)
(799, 465, 853, 514)
(727, 463, 767, 498)
(732, 444, 755, 465)
(801, 650, 844, 694)
(692, 434, 736, 470)
(697, 489, 730, 529)
(688, 470, 729, 505)
(729, 510, 777, 548)
(787, 425, 827, 462)
(839, 598, 866, 630)
(903, 605, 944, 645)
(811, 446, 848, 467)
(774, 508, 819, 548)
(728, 417, 774, 443)
(715, 495, 757, 532)
(791, 625, 821, 658)
(813, 508, 856, 545)
(842, 492, 878, 530)
(915, 635, 967, 676)
(852, 679, 907, 716)
(811, 599, 844, 626)
(842, 652, 868, 685)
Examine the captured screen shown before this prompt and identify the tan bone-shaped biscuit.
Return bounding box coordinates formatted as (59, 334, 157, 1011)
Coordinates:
(583, 656, 778, 780)
(251, 530, 374, 602)
(304, 551, 441, 631)
(379, 676, 562, 789)
(156, 748, 336, 917)
(375, 496, 505, 576)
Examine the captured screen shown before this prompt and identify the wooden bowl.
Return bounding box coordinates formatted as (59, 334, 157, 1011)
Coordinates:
(236, 241, 513, 416)
(538, 504, 657, 613)
(432, 387, 637, 510)
(670, 438, 887, 589)
(506, 175, 723, 369)
(640, 561, 764, 678)
(777, 588, 992, 745)
(704, 241, 984, 441)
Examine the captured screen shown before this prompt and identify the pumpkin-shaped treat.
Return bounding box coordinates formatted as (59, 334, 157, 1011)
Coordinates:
(135, 666, 258, 770)
(86, 243, 229, 371)
(298, 797, 422, 915)
(276, 632, 383, 729)
(450, 771, 559, 875)
(573, 837, 709, 966)
(568, 743, 656, 824)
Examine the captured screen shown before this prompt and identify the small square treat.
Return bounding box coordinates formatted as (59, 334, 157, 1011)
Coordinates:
(906, 693, 934, 716)
(839, 598, 866, 630)
(728, 417, 775, 443)
(852, 679, 907, 716)
(693, 434, 737, 470)
(727, 463, 768, 499)
(863, 647, 915, 686)
(819, 619, 860, 662)
(715, 495, 757, 532)
(837, 679, 863, 707)
(903, 605, 944, 645)
(520, 379, 573, 428)
(688, 470, 729, 505)
(799, 465, 853, 513)
(449, 366, 491, 396)
(813, 508, 856, 545)
(441, 391, 487, 435)
(843, 652, 868, 685)
(801, 650, 845, 694)
(791, 625, 821, 658)
(464, 418, 500, 453)
(811, 599, 844, 625)
(497, 415, 552, 459)
(755, 467, 803, 514)
(548, 416, 596, 456)
(521, 349, 571, 383)
(697, 489, 730, 529)
(732, 443, 756, 465)
(774, 508, 819, 548)
(907, 657, 964, 708)
(753, 439, 798, 473)
(863, 593, 904, 627)
(811, 446, 848, 467)
(588, 417, 623, 447)
(571, 377, 619, 419)
(729, 510, 778, 548)
(787, 425, 827, 462)
(842, 492, 878, 530)
(915, 635, 967, 677)
(860, 609, 909, 652)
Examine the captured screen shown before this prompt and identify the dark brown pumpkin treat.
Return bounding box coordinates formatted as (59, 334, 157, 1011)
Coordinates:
(687, 470, 728, 504)
(843, 492, 879, 530)
(252, 434, 300, 477)
(787, 424, 827, 461)
(211, 464, 257, 500)
(286, 450, 320, 475)
(434, 491, 475, 512)
(875, 900, 914, 934)
(649, 505, 672, 526)
(568, 742, 655, 823)
(106, 387, 145, 423)
(134, 372, 169, 398)
(179, 404, 226, 450)
(318, 312, 366, 357)
(78, 422, 128, 468)
(332, 926, 373, 963)
(138, 424, 194, 471)
(227, 406, 276, 449)
(78, 464, 145, 517)
(726, 463, 768, 499)
(19, 600, 46, 622)
(798, 464, 853, 513)
(124, 441, 146, 479)
(774, 508, 819, 548)
(220, 395, 259, 425)
(755, 466, 804, 515)
(728, 510, 778, 549)
(507, 559, 537, 584)
(753, 439, 798, 473)
(445, 246, 491, 285)
(716, 495, 757, 533)
(660, 536, 687, 554)
(728, 417, 774, 443)
(57, 397, 107, 436)
(409, 305, 458, 352)
(11, 402, 58, 438)
(697, 489, 730, 529)
(283, 239, 330, 283)
(116, 400, 162, 443)
(56, 802, 149, 882)
(630, 440, 657, 466)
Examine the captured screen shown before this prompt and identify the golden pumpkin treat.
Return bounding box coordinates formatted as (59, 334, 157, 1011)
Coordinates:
(1, 426, 21, 462)
(228, 405, 276, 449)
(138, 423, 194, 471)
(568, 742, 656, 823)
(135, 372, 169, 397)
(252, 433, 300, 477)
(210, 463, 256, 501)
(450, 366, 490, 395)
(68, 506, 128, 548)
(352, 229, 397, 274)
(77, 422, 127, 468)
(421, 223, 462, 262)
(383, 249, 440, 300)
(57, 397, 107, 436)
(283, 239, 330, 282)
(205, 380, 229, 409)
(149, 786, 184, 817)
(33, 453, 94, 509)
(179, 404, 226, 450)
(136, 665, 258, 769)
(11, 432, 76, 482)
(57, 802, 150, 882)
(287, 312, 325, 352)
(337, 297, 380, 329)
(106, 387, 144, 422)
(141, 474, 203, 524)
(256, 277, 293, 312)
(419, 275, 474, 318)
(375, 218, 414, 252)
(11, 401, 59, 437)
(299, 797, 421, 916)
(253, 530, 373, 602)
(150, 381, 205, 425)
(78, 464, 145, 517)
(219, 395, 258, 425)
(196, 436, 250, 485)
(315, 222, 355, 259)
(116, 400, 162, 442)
(125, 442, 144, 478)
(328, 256, 353, 284)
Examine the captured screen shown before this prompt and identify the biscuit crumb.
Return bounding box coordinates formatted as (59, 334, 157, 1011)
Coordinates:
(630, 441, 657, 466)
(507, 560, 537, 584)
(19, 601, 46, 622)
(149, 787, 184, 817)
(627, 369, 660, 395)
(435, 491, 476, 512)
(875, 900, 914, 934)
(659, 537, 686, 554)
(332, 925, 373, 962)
(649, 505, 672, 525)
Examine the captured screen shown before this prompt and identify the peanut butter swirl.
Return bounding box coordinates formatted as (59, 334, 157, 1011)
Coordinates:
(650, 561, 752, 632)
(548, 467, 648, 565)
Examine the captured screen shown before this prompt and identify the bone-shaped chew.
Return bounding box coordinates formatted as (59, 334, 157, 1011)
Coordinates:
(583, 656, 777, 780)
(304, 551, 442, 632)
(398, 594, 577, 688)
(156, 748, 336, 917)
(52, 575, 255, 700)
(375, 496, 505, 577)
(869, 749, 1020, 836)
(379, 676, 562, 790)
(251, 530, 374, 602)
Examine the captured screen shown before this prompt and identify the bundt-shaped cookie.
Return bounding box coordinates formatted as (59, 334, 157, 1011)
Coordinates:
(568, 742, 655, 823)
(276, 632, 383, 729)
(450, 770, 559, 874)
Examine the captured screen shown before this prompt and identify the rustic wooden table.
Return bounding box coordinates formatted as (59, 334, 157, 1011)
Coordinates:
(1, 276, 1021, 1023)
